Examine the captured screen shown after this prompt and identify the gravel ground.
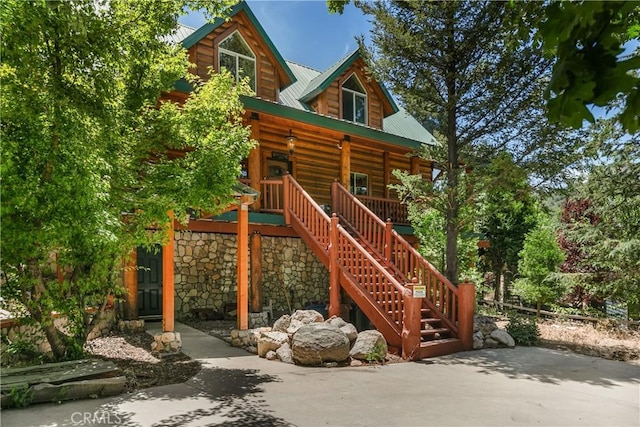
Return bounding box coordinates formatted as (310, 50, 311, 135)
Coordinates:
(84, 331, 201, 391)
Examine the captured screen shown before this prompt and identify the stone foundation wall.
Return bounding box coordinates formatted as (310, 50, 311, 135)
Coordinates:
(174, 232, 329, 317)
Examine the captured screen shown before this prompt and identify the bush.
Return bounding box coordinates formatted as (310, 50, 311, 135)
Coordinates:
(506, 313, 539, 346)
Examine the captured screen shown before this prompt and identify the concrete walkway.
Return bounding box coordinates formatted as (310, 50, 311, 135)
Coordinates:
(2, 322, 639, 426)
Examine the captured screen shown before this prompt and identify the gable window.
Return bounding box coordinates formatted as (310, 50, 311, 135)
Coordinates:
(342, 74, 367, 125)
(350, 172, 369, 196)
(219, 31, 256, 90)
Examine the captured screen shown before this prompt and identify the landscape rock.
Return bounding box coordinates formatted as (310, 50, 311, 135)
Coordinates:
(291, 309, 324, 324)
(349, 330, 388, 361)
(340, 323, 359, 342)
(350, 359, 363, 367)
(257, 331, 289, 357)
(276, 342, 294, 364)
(484, 337, 500, 348)
(473, 331, 484, 350)
(491, 329, 516, 348)
(474, 315, 498, 336)
(266, 350, 278, 360)
(291, 323, 350, 366)
(272, 315, 291, 333)
(326, 316, 347, 328)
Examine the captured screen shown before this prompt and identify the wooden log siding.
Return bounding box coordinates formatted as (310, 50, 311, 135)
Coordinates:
(190, 12, 279, 102)
(350, 145, 385, 198)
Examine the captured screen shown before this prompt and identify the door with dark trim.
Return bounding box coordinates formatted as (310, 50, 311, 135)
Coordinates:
(137, 245, 163, 317)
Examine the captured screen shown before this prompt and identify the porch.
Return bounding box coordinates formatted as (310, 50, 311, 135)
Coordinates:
(239, 178, 410, 226)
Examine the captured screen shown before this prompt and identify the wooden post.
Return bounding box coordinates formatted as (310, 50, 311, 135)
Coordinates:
(162, 211, 175, 333)
(458, 280, 476, 351)
(328, 214, 341, 317)
(410, 156, 420, 175)
(282, 174, 291, 225)
(250, 231, 263, 313)
(383, 151, 390, 199)
(331, 181, 339, 214)
(402, 277, 422, 360)
(249, 116, 261, 211)
(384, 219, 393, 261)
(340, 139, 351, 189)
(123, 249, 138, 320)
(237, 203, 249, 330)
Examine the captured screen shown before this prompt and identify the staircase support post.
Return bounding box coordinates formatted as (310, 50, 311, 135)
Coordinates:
(458, 280, 476, 351)
(283, 174, 291, 225)
(384, 219, 393, 261)
(328, 214, 341, 318)
(402, 277, 422, 360)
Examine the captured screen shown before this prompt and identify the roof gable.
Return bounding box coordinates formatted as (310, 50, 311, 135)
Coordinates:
(181, 2, 296, 90)
(298, 49, 398, 117)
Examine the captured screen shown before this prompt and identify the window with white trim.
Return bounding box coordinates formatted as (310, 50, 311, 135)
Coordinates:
(350, 172, 369, 196)
(342, 74, 367, 125)
(218, 31, 256, 90)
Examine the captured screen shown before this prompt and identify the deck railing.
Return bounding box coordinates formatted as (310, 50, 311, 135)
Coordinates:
(331, 181, 464, 337)
(356, 195, 409, 225)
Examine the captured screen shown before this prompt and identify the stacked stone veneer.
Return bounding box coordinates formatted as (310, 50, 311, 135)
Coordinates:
(174, 232, 329, 317)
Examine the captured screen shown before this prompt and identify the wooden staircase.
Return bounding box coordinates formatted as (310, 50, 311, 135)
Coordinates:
(281, 175, 474, 359)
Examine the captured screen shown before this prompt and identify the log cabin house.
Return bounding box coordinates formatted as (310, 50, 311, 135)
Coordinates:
(124, 1, 474, 359)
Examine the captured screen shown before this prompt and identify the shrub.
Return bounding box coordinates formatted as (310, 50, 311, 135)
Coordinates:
(506, 313, 539, 346)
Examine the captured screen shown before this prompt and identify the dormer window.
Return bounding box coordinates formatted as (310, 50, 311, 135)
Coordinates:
(219, 31, 256, 90)
(342, 74, 367, 125)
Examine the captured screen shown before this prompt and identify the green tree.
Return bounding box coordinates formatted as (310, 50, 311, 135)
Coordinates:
(513, 218, 566, 316)
(0, 0, 251, 360)
(561, 121, 640, 305)
(330, 1, 583, 284)
(477, 153, 539, 303)
(539, 1, 640, 132)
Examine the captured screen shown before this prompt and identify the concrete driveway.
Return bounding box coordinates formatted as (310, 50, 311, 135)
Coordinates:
(3, 323, 638, 426)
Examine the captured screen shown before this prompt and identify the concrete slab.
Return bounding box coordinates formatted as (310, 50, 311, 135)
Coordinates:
(2, 324, 638, 427)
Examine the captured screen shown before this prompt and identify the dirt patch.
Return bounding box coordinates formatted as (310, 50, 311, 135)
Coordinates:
(536, 319, 640, 365)
(84, 331, 201, 391)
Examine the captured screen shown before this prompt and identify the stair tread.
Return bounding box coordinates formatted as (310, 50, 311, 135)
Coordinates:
(420, 328, 450, 335)
(420, 337, 460, 347)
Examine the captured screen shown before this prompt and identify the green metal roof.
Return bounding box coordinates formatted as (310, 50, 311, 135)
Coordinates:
(180, 2, 296, 89)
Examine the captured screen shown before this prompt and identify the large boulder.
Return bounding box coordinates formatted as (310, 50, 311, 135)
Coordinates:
(349, 330, 387, 361)
(340, 323, 359, 343)
(490, 329, 516, 348)
(286, 310, 324, 336)
(291, 323, 350, 366)
(257, 331, 289, 358)
(326, 316, 347, 328)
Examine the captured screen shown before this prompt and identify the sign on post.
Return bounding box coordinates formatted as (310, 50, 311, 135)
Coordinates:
(413, 285, 426, 298)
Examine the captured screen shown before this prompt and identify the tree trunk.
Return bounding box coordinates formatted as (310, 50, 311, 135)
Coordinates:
(444, 3, 459, 285)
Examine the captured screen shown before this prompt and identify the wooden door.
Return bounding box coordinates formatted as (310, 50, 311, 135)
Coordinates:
(137, 245, 163, 317)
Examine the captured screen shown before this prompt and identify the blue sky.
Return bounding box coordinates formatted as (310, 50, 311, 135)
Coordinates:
(179, 0, 372, 71)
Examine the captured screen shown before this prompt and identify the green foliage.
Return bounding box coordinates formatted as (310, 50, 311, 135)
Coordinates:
(7, 384, 34, 409)
(477, 152, 539, 301)
(0, 0, 252, 360)
(539, 1, 640, 132)
(513, 218, 566, 313)
(559, 123, 640, 305)
(506, 313, 539, 346)
(364, 341, 386, 364)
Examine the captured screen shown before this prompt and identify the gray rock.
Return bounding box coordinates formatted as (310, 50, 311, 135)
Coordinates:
(473, 334, 484, 350)
(349, 330, 388, 361)
(291, 309, 324, 324)
(490, 329, 516, 347)
(340, 323, 359, 342)
(266, 350, 278, 360)
(276, 342, 294, 364)
(291, 323, 350, 366)
(474, 315, 498, 336)
(272, 315, 291, 333)
(257, 331, 289, 357)
(483, 338, 500, 348)
(350, 359, 363, 367)
(326, 316, 347, 328)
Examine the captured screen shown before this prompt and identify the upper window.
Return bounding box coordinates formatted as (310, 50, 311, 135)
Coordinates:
(342, 74, 367, 125)
(219, 31, 256, 90)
